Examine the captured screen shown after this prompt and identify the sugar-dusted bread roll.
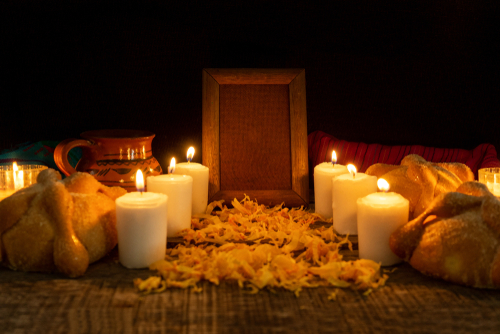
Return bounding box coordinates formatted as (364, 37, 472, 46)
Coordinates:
(366, 154, 474, 219)
(390, 181, 500, 288)
(0, 169, 126, 277)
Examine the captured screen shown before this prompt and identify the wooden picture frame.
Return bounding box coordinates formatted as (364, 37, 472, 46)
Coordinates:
(202, 68, 309, 208)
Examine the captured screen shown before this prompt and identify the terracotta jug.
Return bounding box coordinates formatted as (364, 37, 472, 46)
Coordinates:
(54, 129, 162, 191)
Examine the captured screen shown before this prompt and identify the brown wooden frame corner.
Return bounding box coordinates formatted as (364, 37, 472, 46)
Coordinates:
(202, 68, 309, 208)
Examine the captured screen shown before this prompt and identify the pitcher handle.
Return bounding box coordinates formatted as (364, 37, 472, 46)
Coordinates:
(54, 139, 92, 176)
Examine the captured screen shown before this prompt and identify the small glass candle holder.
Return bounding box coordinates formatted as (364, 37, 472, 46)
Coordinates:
(478, 167, 500, 197)
(0, 164, 48, 201)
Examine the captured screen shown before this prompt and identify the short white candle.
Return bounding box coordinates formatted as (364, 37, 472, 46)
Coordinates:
(173, 147, 209, 215)
(332, 164, 377, 235)
(147, 159, 193, 238)
(357, 179, 409, 266)
(314, 152, 349, 219)
(115, 170, 168, 269)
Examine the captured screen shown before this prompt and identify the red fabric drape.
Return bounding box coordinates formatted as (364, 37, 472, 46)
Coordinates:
(308, 131, 500, 178)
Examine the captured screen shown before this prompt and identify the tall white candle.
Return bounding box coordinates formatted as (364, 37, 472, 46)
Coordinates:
(173, 147, 209, 215)
(357, 179, 409, 266)
(147, 160, 193, 238)
(332, 164, 377, 235)
(115, 170, 168, 269)
(314, 152, 349, 219)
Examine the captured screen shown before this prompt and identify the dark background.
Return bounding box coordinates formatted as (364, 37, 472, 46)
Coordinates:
(1, 0, 499, 171)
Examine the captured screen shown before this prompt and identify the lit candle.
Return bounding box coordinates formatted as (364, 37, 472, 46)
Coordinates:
(115, 169, 168, 268)
(13, 162, 24, 190)
(314, 151, 349, 219)
(332, 164, 377, 235)
(173, 147, 209, 215)
(478, 168, 500, 196)
(357, 178, 409, 266)
(0, 162, 31, 201)
(147, 158, 193, 238)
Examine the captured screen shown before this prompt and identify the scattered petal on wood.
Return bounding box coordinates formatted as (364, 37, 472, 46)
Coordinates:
(136, 195, 388, 296)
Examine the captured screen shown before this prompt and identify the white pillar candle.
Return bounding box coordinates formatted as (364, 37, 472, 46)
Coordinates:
(173, 147, 209, 215)
(314, 162, 349, 219)
(115, 170, 168, 269)
(147, 173, 193, 238)
(332, 165, 377, 235)
(357, 180, 409, 266)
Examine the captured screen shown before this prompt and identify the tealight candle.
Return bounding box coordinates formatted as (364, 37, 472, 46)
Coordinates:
(314, 151, 349, 219)
(357, 178, 409, 266)
(147, 158, 193, 238)
(478, 168, 500, 196)
(116, 170, 168, 269)
(332, 164, 377, 235)
(0, 163, 47, 201)
(173, 147, 209, 214)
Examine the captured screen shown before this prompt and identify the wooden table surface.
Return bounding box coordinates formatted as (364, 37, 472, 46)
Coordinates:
(1, 244, 500, 334)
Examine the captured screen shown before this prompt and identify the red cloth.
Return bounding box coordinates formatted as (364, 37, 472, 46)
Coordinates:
(308, 131, 500, 178)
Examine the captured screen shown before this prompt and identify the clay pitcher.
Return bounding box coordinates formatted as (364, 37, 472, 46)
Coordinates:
(54, 129, 162, 191)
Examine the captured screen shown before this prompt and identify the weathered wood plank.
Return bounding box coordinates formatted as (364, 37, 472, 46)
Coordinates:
(1, 248, 500, 333)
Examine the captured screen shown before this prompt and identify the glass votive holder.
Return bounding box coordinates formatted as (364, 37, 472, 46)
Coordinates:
(478, 167, 500, 197)
(0, 164, 48, 201)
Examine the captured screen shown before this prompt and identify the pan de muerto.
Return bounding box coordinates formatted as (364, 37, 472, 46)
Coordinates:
(0, 168, 126, 277)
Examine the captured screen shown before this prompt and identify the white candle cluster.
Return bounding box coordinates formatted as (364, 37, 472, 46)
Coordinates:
(115, 148, 210, 269)
(314, 154, 410, 266)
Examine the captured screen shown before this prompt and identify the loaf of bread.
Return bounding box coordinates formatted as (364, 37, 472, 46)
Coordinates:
(0, 169, 126, 277)
(390, 181, 500, 288)
(366, 154, 474, 219)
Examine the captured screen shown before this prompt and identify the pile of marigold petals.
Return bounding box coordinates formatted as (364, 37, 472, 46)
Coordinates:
(134, 196, 388, 296)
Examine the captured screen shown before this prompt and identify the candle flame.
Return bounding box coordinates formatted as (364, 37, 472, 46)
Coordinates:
(187, 147, 195, 163)
(168, 157, 176, 174)
(331, 151, 337, 165)
(13, 162, 24, 190)
(347, 164, 357, 178)
(136, 169, 145, 193)
(378, 178, 390, 192)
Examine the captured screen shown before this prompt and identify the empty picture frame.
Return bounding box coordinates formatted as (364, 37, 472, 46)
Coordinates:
(202, 68, 309, 208)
